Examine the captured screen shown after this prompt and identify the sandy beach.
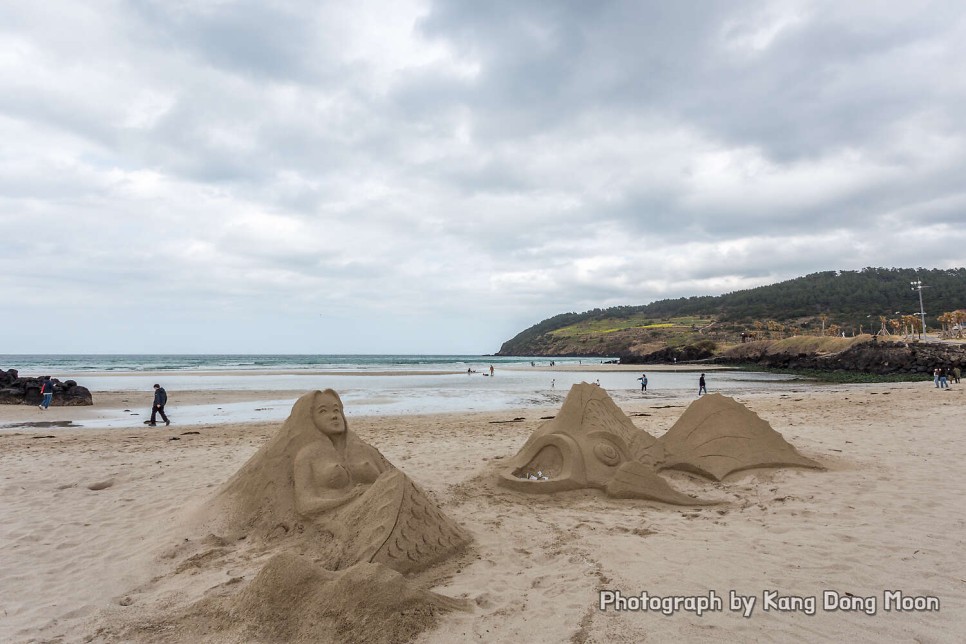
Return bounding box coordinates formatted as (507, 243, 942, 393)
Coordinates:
(2, 380, 964, 642)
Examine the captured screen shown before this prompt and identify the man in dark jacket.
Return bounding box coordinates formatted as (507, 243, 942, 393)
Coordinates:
(149, 384, 170, 426)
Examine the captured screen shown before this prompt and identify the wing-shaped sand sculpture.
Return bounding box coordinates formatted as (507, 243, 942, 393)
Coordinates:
(197, 390, 469, 573)
(660, 393, 821, 480)
(499, 384, 821, 504)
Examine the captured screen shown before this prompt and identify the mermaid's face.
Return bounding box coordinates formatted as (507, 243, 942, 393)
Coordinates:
(313, 393, 346, 436)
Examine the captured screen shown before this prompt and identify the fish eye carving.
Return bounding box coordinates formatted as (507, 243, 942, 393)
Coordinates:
(593, 441, 622, 466)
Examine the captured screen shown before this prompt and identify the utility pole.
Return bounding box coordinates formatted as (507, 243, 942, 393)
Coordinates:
(911, 278, 927, 340)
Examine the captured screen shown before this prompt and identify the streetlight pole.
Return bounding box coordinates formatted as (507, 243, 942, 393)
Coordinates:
(911, 278, 927, 340)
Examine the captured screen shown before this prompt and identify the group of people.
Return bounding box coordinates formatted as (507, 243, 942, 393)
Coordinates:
(466, 365, 496, 376)
(636, 372, 707, 395)
(35, 378, 171, 426)
(934, 366, 961, 389)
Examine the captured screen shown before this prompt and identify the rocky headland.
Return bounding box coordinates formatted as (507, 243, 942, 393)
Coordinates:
(712, 338, 966, 375)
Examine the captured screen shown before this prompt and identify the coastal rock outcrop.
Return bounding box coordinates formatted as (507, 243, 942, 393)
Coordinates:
(715, 339, 966, 375)
(619, 341, 717, 364)
(0, 369, 93, 406)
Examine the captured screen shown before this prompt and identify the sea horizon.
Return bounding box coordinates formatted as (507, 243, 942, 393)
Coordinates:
(0, 353, 615, 375)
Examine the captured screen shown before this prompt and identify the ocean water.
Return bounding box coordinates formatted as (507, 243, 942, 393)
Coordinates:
(0, 354, 803, 429)
(0, 354, 602, 373)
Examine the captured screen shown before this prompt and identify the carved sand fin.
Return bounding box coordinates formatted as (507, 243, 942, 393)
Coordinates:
(605, 461, 716, 505)
(658, 393, 822, 481)
(333, 471, 470, 574)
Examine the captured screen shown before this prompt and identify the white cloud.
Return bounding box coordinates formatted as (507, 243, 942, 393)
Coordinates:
(1, 0, 964, 353)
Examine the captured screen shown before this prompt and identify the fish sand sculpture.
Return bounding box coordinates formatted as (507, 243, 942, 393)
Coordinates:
(499, 383, 821, 504)
(199, 389, 470, 573)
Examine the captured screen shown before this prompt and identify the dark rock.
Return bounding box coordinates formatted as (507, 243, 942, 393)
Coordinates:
(61, 385, 93, 406)
(715, 340, 966, 375)
(620, 343, 716, 365)
(0, 369, 94, 406)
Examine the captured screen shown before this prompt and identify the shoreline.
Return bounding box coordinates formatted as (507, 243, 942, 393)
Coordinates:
(0, 364, 771, 433)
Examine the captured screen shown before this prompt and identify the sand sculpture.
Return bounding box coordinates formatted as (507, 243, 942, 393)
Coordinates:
(130, 390, 471, 642)
(199, 389, 470, 573)
(499, 383, 820, 503)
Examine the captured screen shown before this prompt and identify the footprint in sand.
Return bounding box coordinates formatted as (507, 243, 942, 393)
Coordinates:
(87, 478, 115, 491)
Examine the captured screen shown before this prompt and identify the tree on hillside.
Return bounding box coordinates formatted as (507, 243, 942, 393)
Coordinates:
(888, 318, 901, 336)
(938, 312, 954, 338)
(753, 320, 765, 341)
(954, 310, 966, 338)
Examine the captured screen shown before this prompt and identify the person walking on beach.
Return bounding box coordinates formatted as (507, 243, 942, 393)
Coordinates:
(638, 373, 648, 392)
(489, 365, 494, 377)
(939, 367, 949, 389)
(954, 366, 962, 384)
(698, 373, 707, 395)
(38, 376, 54, 410)
(934, 367, 940, 387)
(149, 384, 170, 426)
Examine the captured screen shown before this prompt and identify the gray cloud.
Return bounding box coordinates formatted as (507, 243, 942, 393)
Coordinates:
(1, 0, 964, 352)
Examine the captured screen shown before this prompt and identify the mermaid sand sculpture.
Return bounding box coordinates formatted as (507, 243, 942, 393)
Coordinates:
(201, 389, 470, 573)
(136, 391, 471, 643)
(499, 383, 821, 503)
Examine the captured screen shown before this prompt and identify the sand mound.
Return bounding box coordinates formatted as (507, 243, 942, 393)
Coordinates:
(125, 554, 467, 644)
(499, 383, 821, 504)
(659, 392, 822, 480)
(195, 390, 469, 573)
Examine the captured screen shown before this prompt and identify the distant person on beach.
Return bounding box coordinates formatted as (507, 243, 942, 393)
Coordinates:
(939, 367, 949, 389)
(638, 373, 648, 392)
(38, 376, 53, 410)
(698, 373, 707, 395)
(933, 368, 940, 387)
(489, 365, 494, 376)
(954, 367, 962, 384)
(149, 384, 170, 426)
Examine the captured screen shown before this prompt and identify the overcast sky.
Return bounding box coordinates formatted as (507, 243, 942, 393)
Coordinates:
(2, 1, 964, 354)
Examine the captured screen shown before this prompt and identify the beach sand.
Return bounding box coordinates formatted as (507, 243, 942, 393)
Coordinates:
(1, 381, 964, 642)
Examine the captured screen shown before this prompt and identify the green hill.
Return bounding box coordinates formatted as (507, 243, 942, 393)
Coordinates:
(496, 267, 966, 356)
